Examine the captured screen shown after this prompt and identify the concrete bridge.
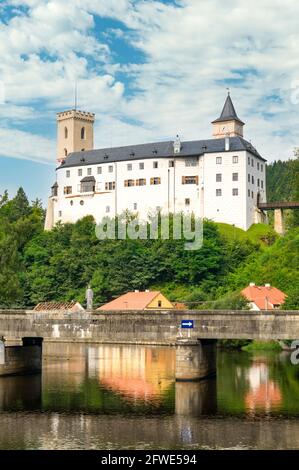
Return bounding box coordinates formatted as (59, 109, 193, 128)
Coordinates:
(257, 200, 299, 234)
(1, 309, 298, 381)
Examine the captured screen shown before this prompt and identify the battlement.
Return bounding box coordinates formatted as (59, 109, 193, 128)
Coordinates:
(57, 110, 95, 122)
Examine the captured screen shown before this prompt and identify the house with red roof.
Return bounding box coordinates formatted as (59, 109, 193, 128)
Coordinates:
(241, 283, 287, 311)
(98, 290, 174, 311)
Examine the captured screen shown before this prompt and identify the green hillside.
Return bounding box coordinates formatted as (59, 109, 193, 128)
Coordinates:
(0, 187, 297, 310)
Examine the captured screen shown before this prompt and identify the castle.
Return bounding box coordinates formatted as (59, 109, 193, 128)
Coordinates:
(45, 94, 267, 231)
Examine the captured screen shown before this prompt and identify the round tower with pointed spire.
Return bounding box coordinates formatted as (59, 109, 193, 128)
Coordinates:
(212, 93, 245, 139)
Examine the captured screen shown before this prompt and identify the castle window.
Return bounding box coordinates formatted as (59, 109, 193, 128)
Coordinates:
(80, 200, 84, 206)
(169, 160, 174, 168)
(185, 158, 197, 167)
(133, 203, 138, 210)
(108, 165, 113, 173)
(51, 183, 58, 197)
(153, 161, 159, 169)
(106, 206, 110, 213)
(64, 149, 68, 157)
(70, 200, 73, 206)
(232, 173, 238, 182)
(257, 162, 260, 170)
(105, 182, 115, 190)
(81, 149, 85, 152)
(251, 158, 254, 167)
(58, 211, 62, 217)
(252, 191, 254, 199)
(248, 189, 251, 197)
(81, 127, 86, 140)
(66, 170, 70, 178)
(261, 164, 264, 172)
(233, 156, 238, 164)
(182, 176, 199, 185)
(216, 157, 222, 164)
(87, 168, 92, 176)
(248, 156, 250, 165)
(80, 176, 95, 193)
(261, 180, 264, 189)
(185, 198, 190, 206)
(78, 169, 82, 176)
(252, 175, 254, 184)
(216, 189, 222, 197)
(136, 178, 146, 186)
(124, 179, 135, 187)
(248, 174, 250, 183)
(97, 167, 102, 174)
(64, 127, 68, 139)
(216, 174, 222, 182)
(257, 178, 260, 187)
(232, 188, 239, 196)
(127, 163, 132, 171)
(150, 177, 161, 185)
(64, 186, 72, 195)
(139, 162, 144, 170)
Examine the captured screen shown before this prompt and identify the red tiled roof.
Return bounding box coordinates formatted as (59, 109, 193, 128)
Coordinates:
(34, 301, 83, 312)
(98, 291, 163, 311)
(241, 285, 286, 310)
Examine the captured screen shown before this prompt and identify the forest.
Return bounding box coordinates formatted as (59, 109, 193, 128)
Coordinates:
(0, 158, 298, 309)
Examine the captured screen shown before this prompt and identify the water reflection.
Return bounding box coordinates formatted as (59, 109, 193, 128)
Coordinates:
(175, 379, 217, 416)
(1, 344, 299, 449)
(245, 358, 282, 414)
(0, 374, 41, 411)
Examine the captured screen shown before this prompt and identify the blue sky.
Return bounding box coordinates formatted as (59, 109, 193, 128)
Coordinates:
(0, 0, 299, 204)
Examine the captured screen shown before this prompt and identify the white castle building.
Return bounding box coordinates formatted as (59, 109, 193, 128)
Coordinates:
(45, 94, 267, 231)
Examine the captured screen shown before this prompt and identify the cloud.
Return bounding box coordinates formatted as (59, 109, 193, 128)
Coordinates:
(1, 0, 299, 166)
(0, 126, 55, 163)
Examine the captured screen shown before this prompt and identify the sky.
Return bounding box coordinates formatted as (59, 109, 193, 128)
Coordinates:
(0, 0, 299, 204)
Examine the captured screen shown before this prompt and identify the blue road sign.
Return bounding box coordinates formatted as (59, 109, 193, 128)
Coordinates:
(181, 320, 194, 329)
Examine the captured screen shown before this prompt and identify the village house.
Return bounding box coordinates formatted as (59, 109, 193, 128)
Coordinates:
(34, 301, 84, 313)
(241, 283, 286, 311)
(98, 291, 174, 311)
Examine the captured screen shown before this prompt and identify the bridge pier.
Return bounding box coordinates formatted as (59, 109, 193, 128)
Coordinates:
(175, 378, 217, 416)
(274, 208, 285, 235)
(175, 339, 217, 382)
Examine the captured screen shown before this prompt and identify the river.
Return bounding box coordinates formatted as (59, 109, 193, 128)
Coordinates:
(1, 343, 299, 450)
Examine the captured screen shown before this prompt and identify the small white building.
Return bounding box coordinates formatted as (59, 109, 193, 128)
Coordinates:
(45, 94, 267, 231)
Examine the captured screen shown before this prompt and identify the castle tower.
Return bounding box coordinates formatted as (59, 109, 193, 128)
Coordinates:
(212, 93, 244, 139)
(56, 110, 95, 163)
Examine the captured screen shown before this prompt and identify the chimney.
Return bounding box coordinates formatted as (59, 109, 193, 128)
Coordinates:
(225, 136, 230, 151)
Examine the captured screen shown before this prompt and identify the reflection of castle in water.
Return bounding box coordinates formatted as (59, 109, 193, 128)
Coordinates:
(245, 359, 282, 413)
(43, 343, 216, 416)
(87, 345, 175, 401)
